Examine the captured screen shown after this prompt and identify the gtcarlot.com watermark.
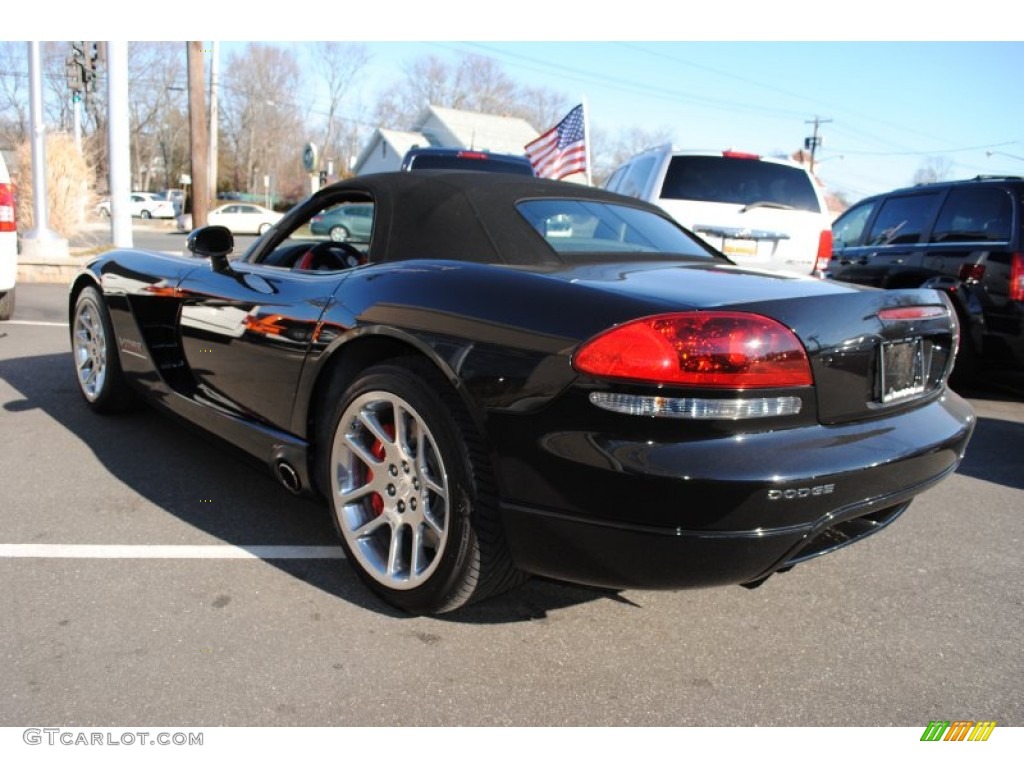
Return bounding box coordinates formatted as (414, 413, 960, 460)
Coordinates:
(23, 728, 203, 747)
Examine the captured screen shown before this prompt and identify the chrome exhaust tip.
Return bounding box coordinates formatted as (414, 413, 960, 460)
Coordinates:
(275, 461, 302, 495)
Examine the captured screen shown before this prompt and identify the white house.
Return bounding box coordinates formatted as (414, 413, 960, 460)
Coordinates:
(353, 105, 538, 176)
(353, 129, 431, 176)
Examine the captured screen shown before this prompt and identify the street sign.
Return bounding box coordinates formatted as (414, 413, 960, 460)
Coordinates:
(302, 143, 317, 173)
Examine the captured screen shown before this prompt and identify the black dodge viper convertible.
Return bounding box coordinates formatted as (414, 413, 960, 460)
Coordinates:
(69, 172, 975, 613)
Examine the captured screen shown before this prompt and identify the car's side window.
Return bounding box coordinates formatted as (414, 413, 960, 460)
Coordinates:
(256, 197, 375, 272)
(930, 187, 1013, 244)
(604, 164, 627, 193)
(618, 156, 656, 199)
(865, 193, 942, 246)
(832, 200, 877, 249)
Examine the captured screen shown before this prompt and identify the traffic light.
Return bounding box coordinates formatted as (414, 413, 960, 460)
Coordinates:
(70, 41, 104, 94)
(67, 41, 105, 102)
(66, 56, 84, 93)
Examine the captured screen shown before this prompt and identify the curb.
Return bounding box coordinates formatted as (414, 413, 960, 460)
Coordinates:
(17, 258, 90, 284)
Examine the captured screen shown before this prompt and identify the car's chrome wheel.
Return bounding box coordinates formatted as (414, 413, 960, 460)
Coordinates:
(331, 390, 450, 590)
(329, 225, 349, 242)
(73, 291, 109, 402)
(70, 286, 135, 413)
(321, 360, 523, 613)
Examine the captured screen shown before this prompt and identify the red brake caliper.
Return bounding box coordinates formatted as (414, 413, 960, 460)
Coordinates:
(366, 422, 396, 518)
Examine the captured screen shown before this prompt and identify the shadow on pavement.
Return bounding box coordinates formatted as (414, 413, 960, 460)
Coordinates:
(0, 350, 611, 623)
(954, 414, 1024, 491)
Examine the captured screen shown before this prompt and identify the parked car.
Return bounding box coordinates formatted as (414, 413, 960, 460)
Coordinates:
(207, 203, 283, 235)
(96, 192, 175, 219)
(0, 151, 16, 320)
(402, 147, 535, 175)
(828, 175, 1024, 378)
(605, 146, 833, 275)
(68, 171, 974, 614)
(161, 188, 185, 215)
(309, 202, 374, 242)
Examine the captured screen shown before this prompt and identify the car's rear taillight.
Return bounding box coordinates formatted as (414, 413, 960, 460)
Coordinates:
(457, 151, 489, 161)
(573, 312, 813, 389)
(721, 150, 760, 160)
(958, 263, 986, 282)
(814, 229, 832, 274)
(0, 183, 15, 233)
(1011, 252, 1024, 302)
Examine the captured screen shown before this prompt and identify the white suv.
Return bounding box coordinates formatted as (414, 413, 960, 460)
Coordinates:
(605, 147, 833, 275)
(0, 151, 16, 320)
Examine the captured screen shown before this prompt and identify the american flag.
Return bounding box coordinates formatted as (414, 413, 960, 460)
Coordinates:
(524, 104, 587, 180)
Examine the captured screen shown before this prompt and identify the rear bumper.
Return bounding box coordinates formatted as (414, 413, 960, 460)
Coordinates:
(498, 391, 974, 589)
(0, 231, 17, 289)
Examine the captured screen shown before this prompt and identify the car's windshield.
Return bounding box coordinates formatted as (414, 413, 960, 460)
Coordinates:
(516, 199, 717, 261)
(660, 156, 821, 212)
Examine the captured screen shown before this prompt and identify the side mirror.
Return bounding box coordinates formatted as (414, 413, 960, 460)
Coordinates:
(187, 226, 235, 274)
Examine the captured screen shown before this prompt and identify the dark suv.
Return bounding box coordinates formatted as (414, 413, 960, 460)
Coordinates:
(401, 147, 534, 175)
(828, 176, 1024, 377)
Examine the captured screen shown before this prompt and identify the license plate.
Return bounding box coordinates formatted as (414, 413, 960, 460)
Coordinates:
(722, 238, 757, 257)
(879, 338, 928, 402)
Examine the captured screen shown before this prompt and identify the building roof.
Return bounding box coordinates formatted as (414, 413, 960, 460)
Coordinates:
(414, 105, 538, 155)
(352, 129, 430, 175)
(354, 106, 541, 176)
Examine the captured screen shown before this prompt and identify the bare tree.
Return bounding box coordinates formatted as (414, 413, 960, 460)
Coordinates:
(590, 125, 675, 186)
(516, 86, 569, 135)
(308, 42, 369, 178)
(372, 53, 563, 133)
(913, 156, 954, 186)
(0, 42, 29, 146)
(451, 55, 519, 114)
(127, 42, 187, 191)
(219, 43, 305, 201)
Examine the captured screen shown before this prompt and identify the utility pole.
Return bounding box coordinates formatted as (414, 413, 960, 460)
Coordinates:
(22, 41, 68, 260)
(187, 42, 209, 229)
(208, 42, 219, 206)
(804, 116, 832, 175)
(107, 41, 132, 248)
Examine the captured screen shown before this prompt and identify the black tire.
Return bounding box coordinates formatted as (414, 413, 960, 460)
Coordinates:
(258, 222, 272, 235)
(318, 358, 523, 614)
(141, 210, 152, 219)
(70, 285, 137, 413)
(329, 225, 349, 243)
(0, 287, 14, 321)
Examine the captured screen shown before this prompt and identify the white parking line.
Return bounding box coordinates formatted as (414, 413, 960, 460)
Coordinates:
(0, 544, 345, 559)
(1, 320, 69, 327)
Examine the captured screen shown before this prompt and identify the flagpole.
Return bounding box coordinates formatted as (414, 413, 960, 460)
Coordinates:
(582, 96, 593, 187)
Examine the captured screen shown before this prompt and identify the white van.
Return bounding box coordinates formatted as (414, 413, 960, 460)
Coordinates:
(0, 151, 16, 320)
(605, 147, 833, 276)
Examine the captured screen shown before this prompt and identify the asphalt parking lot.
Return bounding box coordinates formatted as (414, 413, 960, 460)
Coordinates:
(1, 283, 1022, 727)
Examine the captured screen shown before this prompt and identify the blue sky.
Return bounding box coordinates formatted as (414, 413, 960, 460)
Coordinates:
(18, 1, 1024, 202)
(339, 41, 1024, 199)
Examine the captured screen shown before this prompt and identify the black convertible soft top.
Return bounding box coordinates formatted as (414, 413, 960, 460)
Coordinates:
(281, 171, 678, 266)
